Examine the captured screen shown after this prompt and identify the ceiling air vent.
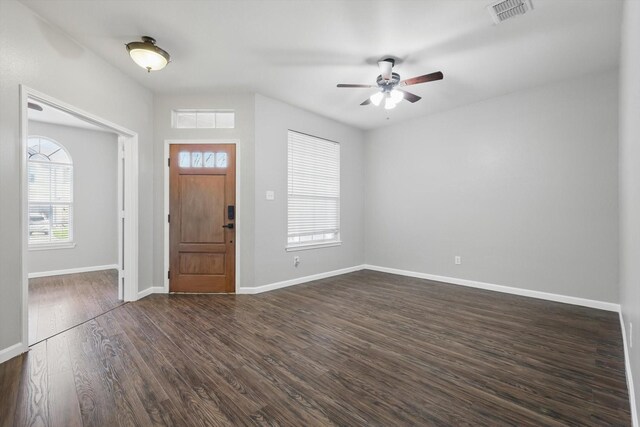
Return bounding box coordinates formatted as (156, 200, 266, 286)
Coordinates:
(487, 0, 534, 24)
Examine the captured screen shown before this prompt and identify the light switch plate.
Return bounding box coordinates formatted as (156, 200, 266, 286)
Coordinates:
(266, 190, 275, 200)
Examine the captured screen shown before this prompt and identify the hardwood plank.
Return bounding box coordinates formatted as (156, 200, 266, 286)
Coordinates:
(1, 269, 632, 425)
(28, 270, 123, 345)
(46, 333, 82, 427)
(0, 354, 25, 427)
(14, 342, 49, 427)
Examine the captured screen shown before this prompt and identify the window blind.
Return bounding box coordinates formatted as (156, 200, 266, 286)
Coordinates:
(287, 130, 340, 247)
(27, 137, 73, 245)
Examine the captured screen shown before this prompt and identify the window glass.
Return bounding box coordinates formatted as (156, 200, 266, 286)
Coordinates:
(216, 152, 228, 168)
(191, 152, 203, 167)
(172, 110, 235, 129)
(27, 137, 73, 246)
(204, 152, 215, 168)
(179, 152, 190, 168)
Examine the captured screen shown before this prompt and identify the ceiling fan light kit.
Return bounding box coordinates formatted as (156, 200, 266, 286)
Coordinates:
(337, 58, 443, 109)
(126, 36, 170, 72)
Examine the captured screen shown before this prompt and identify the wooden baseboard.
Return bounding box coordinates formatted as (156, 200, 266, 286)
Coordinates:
(236, 265, 366, 294)
(0, 342, 28, 365)
(137, 286, 165, 300)
(620, 312, 639, 427)
(363, 264, 620, 312)
(28, 264, 119, 279)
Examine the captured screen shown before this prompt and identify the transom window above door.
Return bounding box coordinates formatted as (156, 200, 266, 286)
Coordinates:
(178, 151, 228, 168)
(171, 110, 235, 129)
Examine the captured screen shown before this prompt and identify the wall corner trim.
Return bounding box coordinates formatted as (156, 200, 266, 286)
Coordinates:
(620, 312, 639, 427)
(0, 342, 28, 365)
(236, 265, 366, 294)
(362, 264, 621, 312)
(27, 264, 119, 279)
(137, 286, 167, 300)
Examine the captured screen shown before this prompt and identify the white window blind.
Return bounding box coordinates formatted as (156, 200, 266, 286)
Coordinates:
(287, 130, 340, 249)
(27, 137, 73, 246)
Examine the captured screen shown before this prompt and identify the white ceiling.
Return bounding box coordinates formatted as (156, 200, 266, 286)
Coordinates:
(20, 0, 622, 130)
(28, 100, 113, 133)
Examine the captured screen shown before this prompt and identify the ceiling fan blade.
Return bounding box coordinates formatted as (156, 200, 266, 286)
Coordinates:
(360, 98, 372, 106)
(396, 89, 421, 103)
(399, 71, 443, 87)
(378, 59, 393, 81)
(28, 102, 43, 111)
(337, 84, 375, 88)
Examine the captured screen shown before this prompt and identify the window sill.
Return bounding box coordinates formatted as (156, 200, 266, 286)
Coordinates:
(286, 241, 342, 252)
(29, 242, 76, 251)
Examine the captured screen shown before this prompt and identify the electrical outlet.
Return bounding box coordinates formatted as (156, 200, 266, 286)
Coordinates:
(455, 256, 461, 265)
(293, 256, 300, 268)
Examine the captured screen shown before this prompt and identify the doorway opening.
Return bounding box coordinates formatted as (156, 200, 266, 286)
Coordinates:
(20, 86, 139, 346)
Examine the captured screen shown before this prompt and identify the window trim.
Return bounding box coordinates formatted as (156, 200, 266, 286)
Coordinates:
(27, 135, 74, 248)
(285, 241, 342, 252)
(286, 129, 341, 251)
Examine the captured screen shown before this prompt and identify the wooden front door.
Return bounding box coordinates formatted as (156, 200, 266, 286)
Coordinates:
(169, 144, 236, 293)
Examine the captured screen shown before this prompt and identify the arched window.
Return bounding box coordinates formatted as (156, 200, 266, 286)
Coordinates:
(27, 136, 73, 246)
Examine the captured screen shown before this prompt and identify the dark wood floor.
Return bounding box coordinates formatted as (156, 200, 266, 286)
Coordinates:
(1, 270, 631, 426)
(29, 269, 123, 345)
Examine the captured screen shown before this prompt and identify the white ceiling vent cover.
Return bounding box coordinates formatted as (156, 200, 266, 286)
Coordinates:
(487, 0, 534, 24)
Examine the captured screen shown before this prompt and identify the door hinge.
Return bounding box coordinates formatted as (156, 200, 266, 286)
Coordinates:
(168, 270, 170, 279)
(168, 158, 170, 167)
(167, 214, 170, 223)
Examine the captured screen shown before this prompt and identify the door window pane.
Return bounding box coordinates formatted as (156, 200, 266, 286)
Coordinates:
(192, 152, 203, 167)
(204, 152, 215, 168)
(179, 152, 190, 168)
(216, 152, 228, 168)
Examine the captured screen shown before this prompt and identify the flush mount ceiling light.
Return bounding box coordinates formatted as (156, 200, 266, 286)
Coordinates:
(126, 36, 170, 73)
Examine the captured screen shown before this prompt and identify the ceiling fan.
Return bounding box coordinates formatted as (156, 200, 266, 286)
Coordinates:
(337, 58, 443, 109)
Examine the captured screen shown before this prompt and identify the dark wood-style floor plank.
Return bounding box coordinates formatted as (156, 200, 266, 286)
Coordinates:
(29, 269, 123, 345)
(1, 270, 632, 426)
(46, 333, 82, 427)
(14, 342, 49, 427)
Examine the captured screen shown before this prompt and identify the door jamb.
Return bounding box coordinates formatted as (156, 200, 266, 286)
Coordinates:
(20, 85, 140, 346)
(164, 139, 241, 293)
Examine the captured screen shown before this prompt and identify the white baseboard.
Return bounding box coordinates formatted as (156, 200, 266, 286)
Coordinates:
(237, 265, 365, 294)
(137, 286, 166, 300)
(620, 312, 639, 427)
(0, 342, 28, 365)
(363, 265, 621, 312)
(28, 264, 119, 279)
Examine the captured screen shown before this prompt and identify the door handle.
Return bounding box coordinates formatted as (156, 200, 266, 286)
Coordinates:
(222, 223, 234, 229)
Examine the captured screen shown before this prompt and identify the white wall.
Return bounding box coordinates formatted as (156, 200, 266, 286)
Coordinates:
(154, 93, 256, 288)
(154, 93, 365, 290)
(365, 70, 619, 303)
(252, 94, 365, 288)
(0, 0, 154, 356)
(27, 121, 118, 274)
(619, 0, 640, 418)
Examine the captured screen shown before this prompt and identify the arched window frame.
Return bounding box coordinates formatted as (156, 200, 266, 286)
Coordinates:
(27, 136, 74, 248)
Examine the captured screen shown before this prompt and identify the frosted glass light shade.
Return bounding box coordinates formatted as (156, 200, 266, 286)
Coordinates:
(370, 92, 384, 106)
(384, 97, 397, 109)
(390, 89, 404, 103)
(126, 37, 170, 72)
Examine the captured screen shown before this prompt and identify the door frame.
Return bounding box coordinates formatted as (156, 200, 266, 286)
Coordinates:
(163, 139, 241, 293)
(20, 85, 140, 346)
